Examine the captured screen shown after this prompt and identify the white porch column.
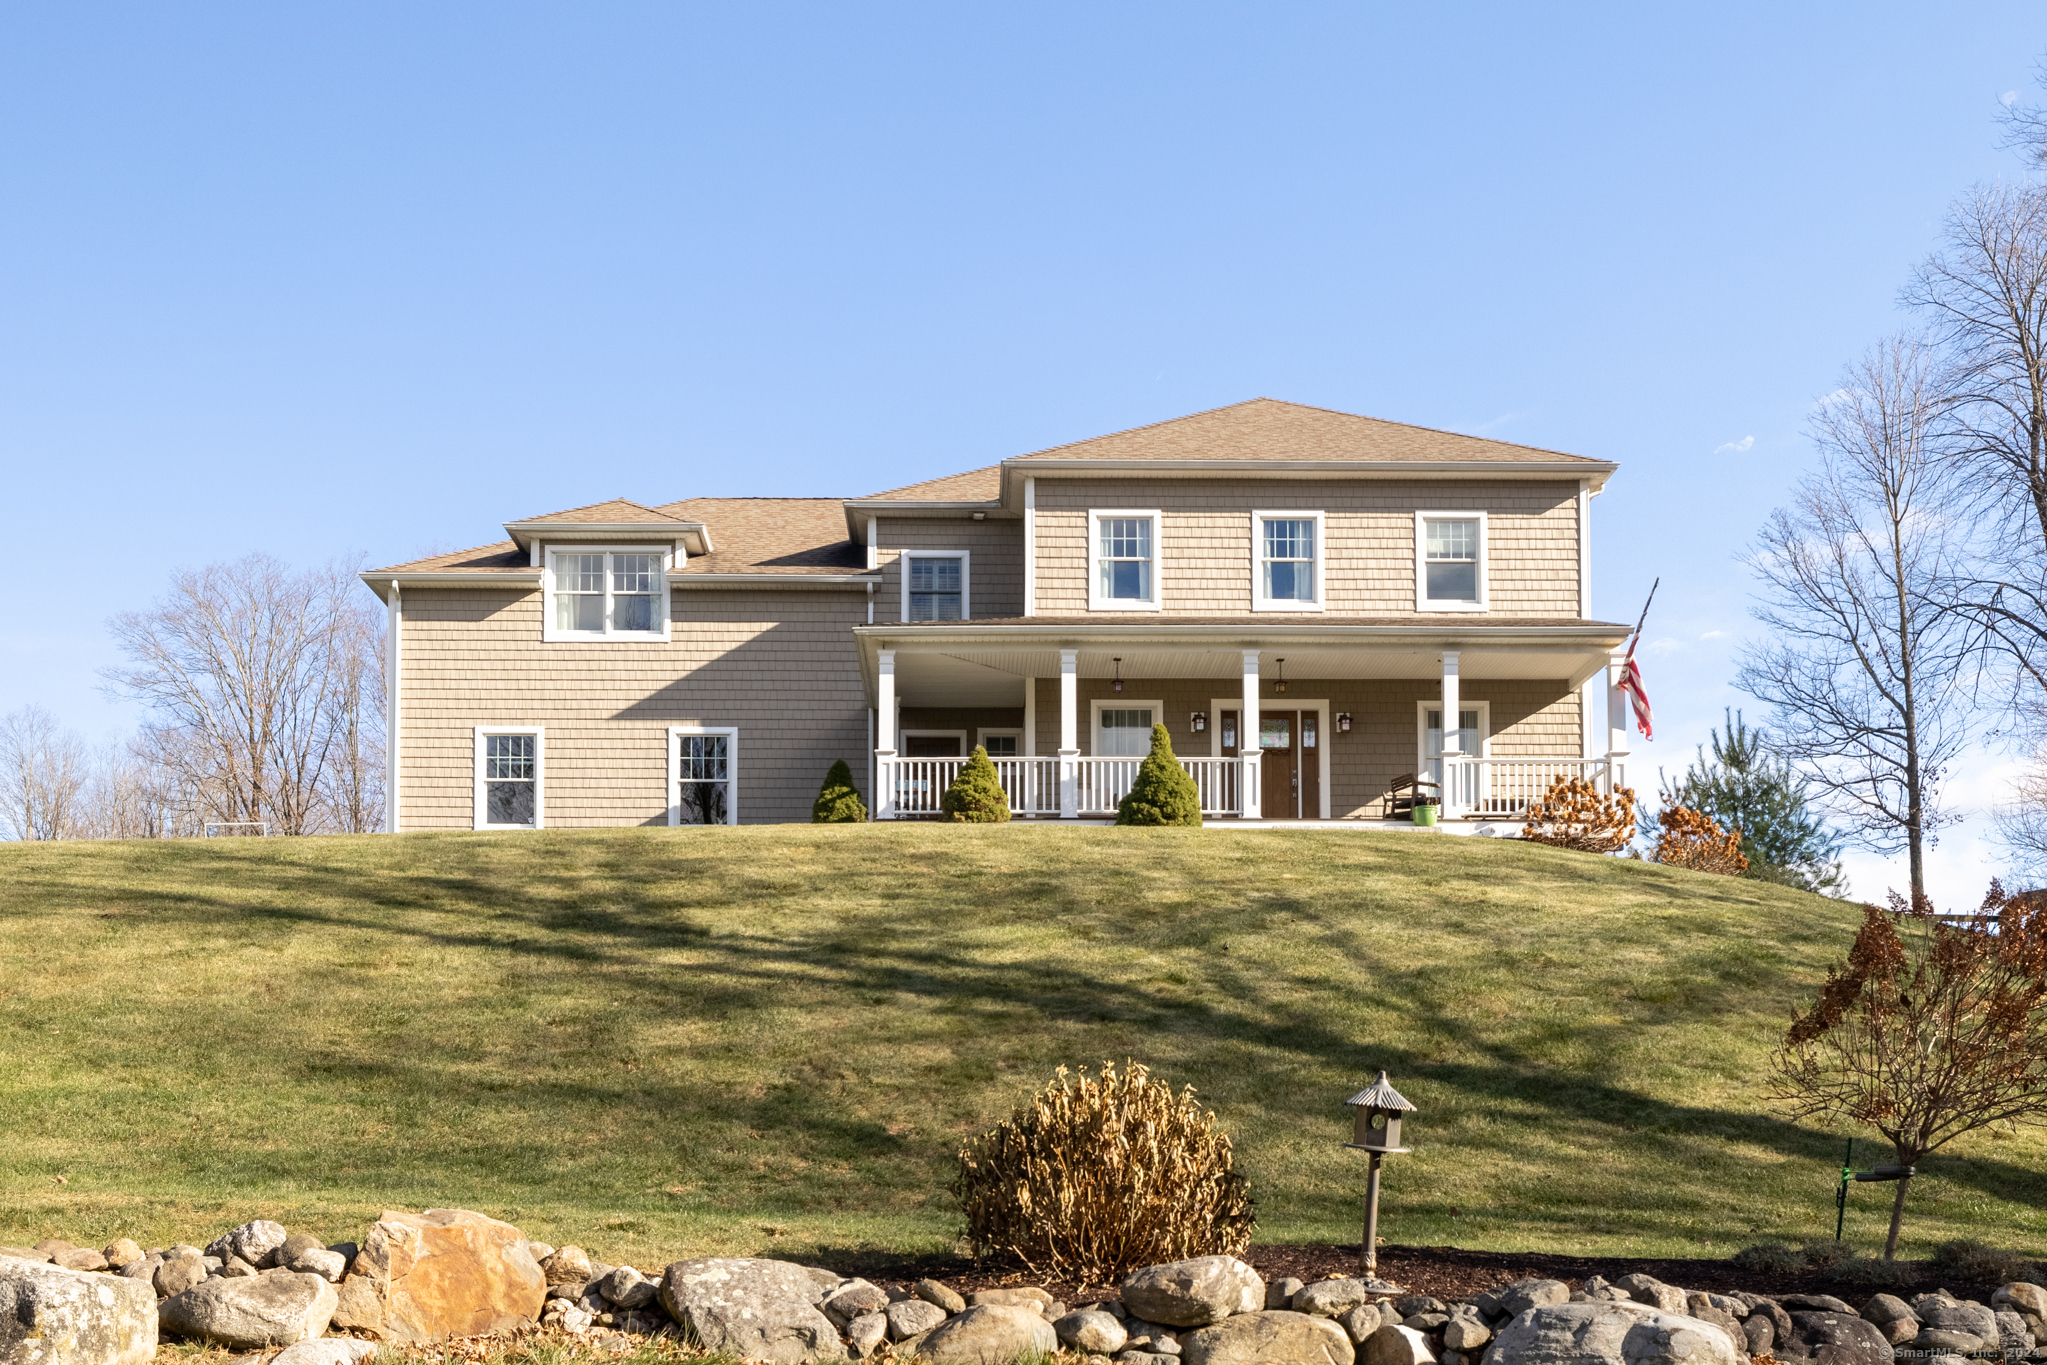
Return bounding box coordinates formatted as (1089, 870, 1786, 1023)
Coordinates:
(876, 649, 897, 819)
(1606, 649, 1632, 793)
(1240, 650, 1261, 818)
(1058, 649, 1079, 818)
(1440, 651, 1462, 818)
(1022, 677, 1037, 756)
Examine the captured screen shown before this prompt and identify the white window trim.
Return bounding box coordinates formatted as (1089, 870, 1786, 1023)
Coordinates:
(899, 549, 972, 622)
(1413, 510, 1489, 613)
(1415, 700, 1493, 764)
(473, 725, 544, 830)
(543, 545, 674, 642)
(1089, 698, 1166, 756)
(667, 725, 738, 827)
(1251, 509, 1327, 613)
(1088, 509, 1164, 612)
(899, 729, 969, 755)
(976, 727, 1023, 755)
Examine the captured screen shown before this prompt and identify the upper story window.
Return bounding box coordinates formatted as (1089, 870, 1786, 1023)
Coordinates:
(1415, 512, 1488, 612)
(544, 547, 671, 641)
(1253, 511, 1325, 611)
(1089, 510, 1162, 612)
(903, 551, 969, 621)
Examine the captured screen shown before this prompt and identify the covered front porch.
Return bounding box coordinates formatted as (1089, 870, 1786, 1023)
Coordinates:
(855, 622, 1635, 823)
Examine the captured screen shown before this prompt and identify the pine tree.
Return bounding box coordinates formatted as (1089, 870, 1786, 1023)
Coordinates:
(1117, 724, 1202, 826)
(812, 759, 867, 823)
(942, 746, 1011, 823)
(1650, 709, 1844, 893)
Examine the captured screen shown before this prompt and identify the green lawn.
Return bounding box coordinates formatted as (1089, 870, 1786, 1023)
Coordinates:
(1, 824, 2039, 1270)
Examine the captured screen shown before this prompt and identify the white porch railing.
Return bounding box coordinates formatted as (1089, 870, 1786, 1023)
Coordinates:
(1438, 756, 1626, 818)
(879, 755, 1241, 818)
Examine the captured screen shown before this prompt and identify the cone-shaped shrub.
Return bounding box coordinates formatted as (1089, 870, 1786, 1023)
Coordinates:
(812, 759, 867, 823)
(941, 745, 1010, 823)
(1116, 723, 1201, 826)
(952, 1061, 1256, 1280)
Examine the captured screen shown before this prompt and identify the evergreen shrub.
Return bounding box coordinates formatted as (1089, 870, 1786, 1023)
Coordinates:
(941, 746, 1010, 823)
(1116, 724, 1201, 826)
(812, 759, 867, 823)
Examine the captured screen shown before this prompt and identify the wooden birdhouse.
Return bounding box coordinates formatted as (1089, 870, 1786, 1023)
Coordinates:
(1345, 1070, 1414, 1153)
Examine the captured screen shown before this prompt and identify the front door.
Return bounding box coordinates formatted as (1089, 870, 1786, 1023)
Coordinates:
(1258, 711, 1321, 819)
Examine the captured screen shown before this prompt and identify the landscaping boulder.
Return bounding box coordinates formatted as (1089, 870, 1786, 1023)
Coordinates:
(0, 1254, 157, 1365)
(847, 1312, 888, 1358)
(657, 1257, 845, 1363)
(1740, 1316, 1775, 1356)
(1443, 1308, 1491, 1352)
(1180, 1309, 1356, 1364)
(824, 1280, 891, 1327)
(158, 1270, 339, 1349)
(1786, 1311, 1895, 1365)
(327, 1208, 545, 1343)
(915, 1279, 967, 1314)
(52, 1249, 108, 1273)
(209, 1221, 289, 1270)
(1270, 1278, 1307, 1310)
(227, 1342, 379, 1365)
(1997, 1311, 2036, 1357)
(1995, 1285, 2047, 1319)
(1783, 1296, 1858, 1316)
(1614, 1276, 1689, 1317)
(1860, 1294, 1918, 1346)
(1479, 1280, 1570, 1320)
(1296, 1278, 1395, 1319)
(1487, 1301, 1739, 1365)
(542, 1246, 593, 1285)
(888, 1299, 949, 1341)
(598, 1266, 658, 1310)
(1342, 1305, 1387, 1344)
(1919, 1300, 1998, 1344)
(1364, 1323, 1435, 1365)
(1122, 1257, 1263, 1327)
(284, 1247, 348, 1284)
(913, 1303, 1058, 1362)
(965, 1286, 1053, 1313)
(1055, 1308, 1129, 1354)
(153, 1252, 207, 1299)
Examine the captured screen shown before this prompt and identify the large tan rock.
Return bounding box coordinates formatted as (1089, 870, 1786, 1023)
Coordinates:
(912, 1303, 1059, 1363)
(1122, 1256, 1265, 1327)
(327, 1208, 545, 1343)
(1181, 1310, 1357, 1364)
(0, 1254, 158, 1365)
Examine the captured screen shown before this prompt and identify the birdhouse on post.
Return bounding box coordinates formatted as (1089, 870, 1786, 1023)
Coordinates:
(1343, 1070, 1415, 1281)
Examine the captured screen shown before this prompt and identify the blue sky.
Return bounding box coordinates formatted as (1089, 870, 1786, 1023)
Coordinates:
(4, 3, 2043, 898)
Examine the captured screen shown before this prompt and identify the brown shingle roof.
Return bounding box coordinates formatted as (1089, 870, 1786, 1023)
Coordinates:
(373, 542, 532, 574)
(507, 497, 689, 525)
(1012, 398, 1603, 466)
(656, 498, 866, 575)
(859, 466, 1002, 501)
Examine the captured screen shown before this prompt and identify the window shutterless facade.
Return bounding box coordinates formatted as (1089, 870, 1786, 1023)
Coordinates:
(1088, 510, 1163, 611)
(901, 550, 969, 621)
(473, 727, 543, 829)
(544, 547, 672, 641)
(1252, 510, 1326, 611)
(668, 726, 738, 826)
(1414, 511, 1488, 612)
(1090, 700, 1163, 756)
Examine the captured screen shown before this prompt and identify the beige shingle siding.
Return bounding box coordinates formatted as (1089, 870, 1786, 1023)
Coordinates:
(398, 586, 870, 829)
(1027, 675, 1579, 818)
(1031, 477, 1581, 617)
(872, 517, 1025, 623)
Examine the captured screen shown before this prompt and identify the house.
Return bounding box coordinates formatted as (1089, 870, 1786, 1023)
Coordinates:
(362, 398, 1637, 830)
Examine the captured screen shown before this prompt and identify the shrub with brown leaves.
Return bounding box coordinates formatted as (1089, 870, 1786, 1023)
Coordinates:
(1519, 776, 1636, 854)
(950, 1061, 1255, 1282)
(1653, 805, 1749, 875)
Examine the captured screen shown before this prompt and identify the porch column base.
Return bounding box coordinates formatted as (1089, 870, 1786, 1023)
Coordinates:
(1239, 753, 1260, 818)
(1058, 748, 1080, 818)
(875, 749, 898, 819)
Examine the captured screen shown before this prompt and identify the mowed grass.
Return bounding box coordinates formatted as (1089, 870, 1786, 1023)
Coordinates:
(1, 823, 2042, 1269)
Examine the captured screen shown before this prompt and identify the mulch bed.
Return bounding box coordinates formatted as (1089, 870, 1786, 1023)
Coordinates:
(825, 1243, 1991, 1309)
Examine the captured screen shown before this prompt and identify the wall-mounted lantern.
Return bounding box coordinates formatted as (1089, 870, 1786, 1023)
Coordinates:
(1191, 712, 1207, 733)
(1345, 1070, 1414, 1280)
(1336, 712, 1352, 733)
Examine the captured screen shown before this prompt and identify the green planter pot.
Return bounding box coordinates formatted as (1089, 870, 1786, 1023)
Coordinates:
(1413, 805, 1438, 827)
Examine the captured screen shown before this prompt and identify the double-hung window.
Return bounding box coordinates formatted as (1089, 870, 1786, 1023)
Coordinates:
(1253, 511, 1325, 611)
(669, 726, 738, 826)
(902, 551, 968, 621)
(473, 727, 543, 829)
(1415, 512, 1488, 612)
(1089, 510, 1162, 611)
(545, 547, 670, 640)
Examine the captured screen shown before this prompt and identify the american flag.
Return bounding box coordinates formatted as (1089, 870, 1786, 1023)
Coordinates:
(1619, 640, 1653, 740)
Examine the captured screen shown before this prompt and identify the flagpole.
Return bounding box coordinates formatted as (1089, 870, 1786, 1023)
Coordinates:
(1626, 577, 1659, 656)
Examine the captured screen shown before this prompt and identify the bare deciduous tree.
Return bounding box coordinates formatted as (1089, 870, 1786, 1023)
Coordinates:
(1775, 885, 2047, 1259)
(1737, 337, 1967, 900)
(102, 554, 379, 836)
(0, 706, 87, 840)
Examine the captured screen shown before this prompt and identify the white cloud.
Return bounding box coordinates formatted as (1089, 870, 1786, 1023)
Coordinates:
(1814, 387, 1854, 409)
(1699, 629, 1728, 640)
(2004, 89, 2022, 108)
(1713, 435, 1755, 454)
(1646, 635, 1686, 655)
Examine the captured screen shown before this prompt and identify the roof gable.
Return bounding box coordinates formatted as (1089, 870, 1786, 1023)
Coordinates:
(507, 497, 686, 525)
(1011, 397, 1600, 466)
(860, 466, 1002, 502)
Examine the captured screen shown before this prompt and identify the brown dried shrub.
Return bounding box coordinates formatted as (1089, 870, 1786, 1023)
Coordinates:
(950, 1061, 1255, 1281)
(1654, 805, 1749, 875)
(1519, 776, 1636, 854)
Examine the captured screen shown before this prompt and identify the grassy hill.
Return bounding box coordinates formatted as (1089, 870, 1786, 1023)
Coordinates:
(1, 824, 2040, 1271)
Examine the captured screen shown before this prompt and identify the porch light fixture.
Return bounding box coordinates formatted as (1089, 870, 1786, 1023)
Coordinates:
(1112, 657, 1124, 693)
(1273, 658, 1287, 694)
(1345, 1070, 1415, 1282)
(1337, 712, 1352, 733)
(1191, 712, 1207, 733)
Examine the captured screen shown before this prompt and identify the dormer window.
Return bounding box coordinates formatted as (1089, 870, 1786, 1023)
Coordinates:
(544, 547, 671, 640)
